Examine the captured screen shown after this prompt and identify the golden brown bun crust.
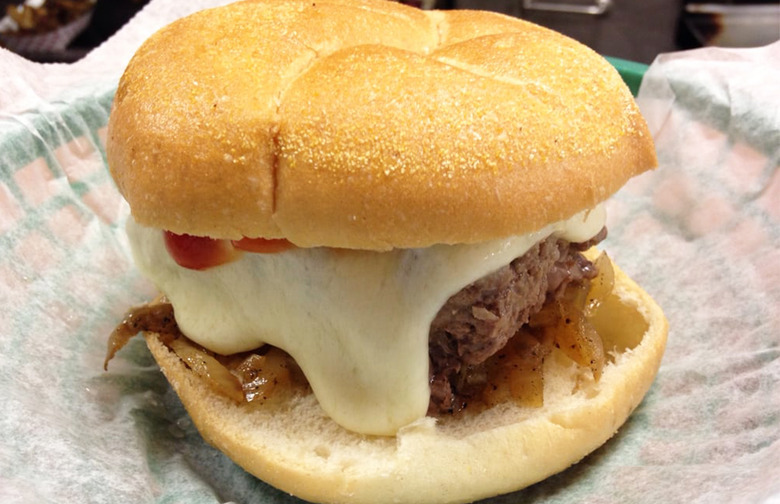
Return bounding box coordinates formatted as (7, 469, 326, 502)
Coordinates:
(144, 255, 668, 504)
(107, 0, 657, 248)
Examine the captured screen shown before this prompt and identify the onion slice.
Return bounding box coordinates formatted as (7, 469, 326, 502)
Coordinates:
(168, 338, 245, 403)
(586, 252, 615, 315)
(104, 301, 178, 370)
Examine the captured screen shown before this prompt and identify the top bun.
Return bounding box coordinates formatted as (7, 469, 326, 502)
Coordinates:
(107, 0, 657, 250)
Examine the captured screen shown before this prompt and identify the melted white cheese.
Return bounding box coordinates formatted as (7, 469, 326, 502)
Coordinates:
(126, 205, 606, 436)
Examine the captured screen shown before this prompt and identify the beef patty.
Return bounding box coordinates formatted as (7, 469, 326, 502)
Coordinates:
(428, 228, 606, 414)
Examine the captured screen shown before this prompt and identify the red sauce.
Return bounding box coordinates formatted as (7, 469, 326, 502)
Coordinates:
(231, 237, 295, 254)
(164, 231, 295, 270)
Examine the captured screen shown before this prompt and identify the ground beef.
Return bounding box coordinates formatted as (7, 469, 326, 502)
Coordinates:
(427, 228, 606, 414)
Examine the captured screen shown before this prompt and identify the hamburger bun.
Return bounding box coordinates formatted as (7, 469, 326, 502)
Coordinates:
(105, 1, 667, 502)
(144, 253, 667, 504)
(106, 0, 656, 249)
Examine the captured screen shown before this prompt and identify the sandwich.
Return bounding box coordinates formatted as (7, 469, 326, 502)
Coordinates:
(104, 0, 668, 502)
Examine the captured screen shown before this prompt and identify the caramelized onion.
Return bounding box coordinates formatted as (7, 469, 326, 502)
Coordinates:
(161, 337, 306, 405)
(106, 299, 304, 405)
(540, 301, 605, 381)
(168, 338, 246, 403)
(232, 348, 299, 403)
(104, 301, 178, 370)
(586, 252, 615, 315)
(482, 330, 551, 408)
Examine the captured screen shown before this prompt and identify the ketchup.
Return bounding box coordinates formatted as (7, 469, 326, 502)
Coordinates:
(164, 232, 294, 270)
(231, 237, 295, 254)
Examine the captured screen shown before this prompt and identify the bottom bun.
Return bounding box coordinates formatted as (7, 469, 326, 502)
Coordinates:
(144, 254, 668, 504)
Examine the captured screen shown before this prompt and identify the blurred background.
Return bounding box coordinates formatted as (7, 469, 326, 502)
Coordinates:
(0, 0, 778, 64)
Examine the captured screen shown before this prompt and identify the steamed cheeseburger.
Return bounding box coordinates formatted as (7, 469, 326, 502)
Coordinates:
(105, 1, 668, 502)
